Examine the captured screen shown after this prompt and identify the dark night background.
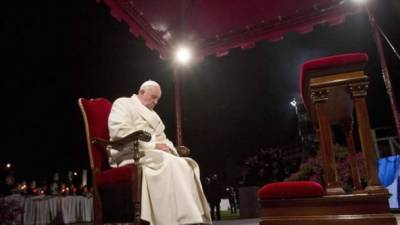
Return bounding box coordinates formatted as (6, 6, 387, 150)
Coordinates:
(1, 0, 399, 185)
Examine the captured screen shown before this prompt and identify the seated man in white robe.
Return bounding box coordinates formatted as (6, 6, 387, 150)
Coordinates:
(108, 80, 212, 225)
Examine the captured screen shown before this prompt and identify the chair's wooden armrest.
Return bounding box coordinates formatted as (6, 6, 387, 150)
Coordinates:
(109, 130, 151, 148)
(91, 130, 151, 148)
(91, 137, 109, 147)
(92, 130, 151, 164)
(176, 145, 191, 157)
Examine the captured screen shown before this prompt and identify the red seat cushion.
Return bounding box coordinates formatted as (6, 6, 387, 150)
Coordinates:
(96, 165, 137, 187)
(95, 165, 137, 222)
(258, 181, 324, 200)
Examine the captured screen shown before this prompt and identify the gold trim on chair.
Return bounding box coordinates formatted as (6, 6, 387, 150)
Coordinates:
(78, 98, 96, 170)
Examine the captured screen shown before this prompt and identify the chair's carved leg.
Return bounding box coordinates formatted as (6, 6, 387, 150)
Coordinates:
(93, 170, 103, 225)
(131, 139, 141, 225)
(132, 164, 143, 225)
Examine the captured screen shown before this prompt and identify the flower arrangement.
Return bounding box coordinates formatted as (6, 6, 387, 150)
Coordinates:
(0, 199, 23, 225)
(286, 144, 366, 192)
(285, 155, 323, 183)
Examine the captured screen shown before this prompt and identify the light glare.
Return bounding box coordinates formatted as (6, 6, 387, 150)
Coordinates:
(290, 99, 297, 107)
(175, 46, 191, 64)
(352, 0, 367, 4)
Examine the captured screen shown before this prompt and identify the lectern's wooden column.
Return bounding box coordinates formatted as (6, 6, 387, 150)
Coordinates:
(348, 82, 388, 194)
(341, 119, 363, 192)
(311, 88, 344, 195)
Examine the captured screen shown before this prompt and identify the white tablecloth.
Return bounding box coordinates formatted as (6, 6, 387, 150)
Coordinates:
(61, 196, 93, 224)
(1, 194, 93, 225)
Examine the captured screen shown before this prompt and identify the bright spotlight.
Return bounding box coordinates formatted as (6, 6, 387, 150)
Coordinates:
(290, 99, 297, 107)
(175, 46, 192, 64)
(351, 0, 368, 4)
(6, 163, 11, 168)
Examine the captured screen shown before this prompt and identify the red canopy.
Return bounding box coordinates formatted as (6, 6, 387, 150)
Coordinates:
(100, 0, 362, 60)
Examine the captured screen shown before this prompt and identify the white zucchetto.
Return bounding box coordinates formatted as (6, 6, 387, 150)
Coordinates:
(139, 80, 160, 90)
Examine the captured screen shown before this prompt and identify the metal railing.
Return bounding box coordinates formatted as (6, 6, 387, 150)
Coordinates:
(372, 127, 400, 158)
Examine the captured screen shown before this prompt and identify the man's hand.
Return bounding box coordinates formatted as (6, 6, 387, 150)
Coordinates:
(155, 143, 171, 152)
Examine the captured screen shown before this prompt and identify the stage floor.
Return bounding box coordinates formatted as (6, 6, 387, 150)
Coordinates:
(212, 214, 400, 225)
(71, 213, 400, 225)
(213, 218, 257, 225)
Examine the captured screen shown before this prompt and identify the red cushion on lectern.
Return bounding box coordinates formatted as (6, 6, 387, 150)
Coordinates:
(258, 181, 324, 199)
(299, 52, 368, 111)
(302, 53, 368, 73)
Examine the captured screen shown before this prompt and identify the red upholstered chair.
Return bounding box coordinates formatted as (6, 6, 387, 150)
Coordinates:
(78, 98, 151, 225)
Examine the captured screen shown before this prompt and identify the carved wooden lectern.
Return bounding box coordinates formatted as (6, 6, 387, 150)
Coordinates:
(303, 52, 388, 195)
(259, 53, 396, 225)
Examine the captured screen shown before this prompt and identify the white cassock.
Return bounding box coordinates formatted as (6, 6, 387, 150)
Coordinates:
(108, 94, 212, 225)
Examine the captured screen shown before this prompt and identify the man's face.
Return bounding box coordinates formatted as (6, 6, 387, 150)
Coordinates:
(138, 86, 162, 110)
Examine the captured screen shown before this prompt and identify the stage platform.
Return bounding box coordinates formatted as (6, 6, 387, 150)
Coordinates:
(212, 213, 400, 225)
(213, 218, 258, 225)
